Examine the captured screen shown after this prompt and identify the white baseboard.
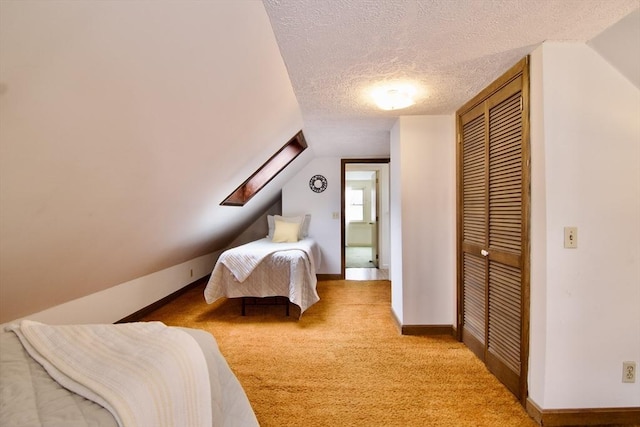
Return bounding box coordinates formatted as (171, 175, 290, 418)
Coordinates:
(4, 252, 220, 326)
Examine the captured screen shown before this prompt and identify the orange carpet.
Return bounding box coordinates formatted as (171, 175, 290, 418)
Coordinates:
(141, 279, 536, 427)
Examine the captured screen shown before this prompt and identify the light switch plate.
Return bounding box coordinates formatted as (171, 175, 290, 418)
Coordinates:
(564, 227, 577, 248)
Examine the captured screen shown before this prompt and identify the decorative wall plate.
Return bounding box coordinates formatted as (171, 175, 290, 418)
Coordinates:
(309, 174, 328, 193)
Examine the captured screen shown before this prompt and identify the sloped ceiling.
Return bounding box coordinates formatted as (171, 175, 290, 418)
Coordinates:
(589, 8, 640, 88)
(1, 0, 638, 322)
(264, 0, 640, 157)
(0, 1, 306, 321)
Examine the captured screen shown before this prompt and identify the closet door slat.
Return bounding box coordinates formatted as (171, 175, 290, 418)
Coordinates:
(463, 253, 486, 345)
(462, 115, 487, 246)
(489, 92, 522, 253)
(488, 262, 522, 374)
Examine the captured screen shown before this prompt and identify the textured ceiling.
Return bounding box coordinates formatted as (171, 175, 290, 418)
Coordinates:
(263, 0, 640, 157)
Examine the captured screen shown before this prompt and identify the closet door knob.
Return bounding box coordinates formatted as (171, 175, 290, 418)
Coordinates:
(481, 249, 489, 257)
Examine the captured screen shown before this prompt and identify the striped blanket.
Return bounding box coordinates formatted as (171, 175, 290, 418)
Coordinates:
(7, 320, 212, 427)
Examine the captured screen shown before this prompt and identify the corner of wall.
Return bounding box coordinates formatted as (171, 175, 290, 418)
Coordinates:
(389, 120, 404, 320)
(528, 43, 548, 408)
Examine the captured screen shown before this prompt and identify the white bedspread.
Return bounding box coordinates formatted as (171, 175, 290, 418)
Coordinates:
(6, 320, 212, 427)
(219, 237, 317, 282)
(205, 237, 321, 315)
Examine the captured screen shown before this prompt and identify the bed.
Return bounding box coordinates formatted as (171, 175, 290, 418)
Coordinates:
(204, 214, 321, 316)
(0, 320, 259, 427)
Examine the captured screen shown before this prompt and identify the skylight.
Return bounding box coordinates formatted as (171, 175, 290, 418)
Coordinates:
(221, 131, 307, 206)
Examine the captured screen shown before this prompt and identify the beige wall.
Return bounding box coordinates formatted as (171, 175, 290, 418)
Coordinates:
(0, 1, 305, 323)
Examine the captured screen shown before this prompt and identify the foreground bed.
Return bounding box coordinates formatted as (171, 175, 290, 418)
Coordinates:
(204, 236, 321, 316)
(0, 321, 259, 427)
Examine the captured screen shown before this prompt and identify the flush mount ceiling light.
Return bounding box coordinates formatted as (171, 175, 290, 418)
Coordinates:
(371, 84, 417, 111)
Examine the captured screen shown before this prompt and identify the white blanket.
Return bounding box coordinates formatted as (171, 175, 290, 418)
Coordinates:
(6, 320, 212, 427)
(219, 237, 317, 282)
(205, 237, 321, 315)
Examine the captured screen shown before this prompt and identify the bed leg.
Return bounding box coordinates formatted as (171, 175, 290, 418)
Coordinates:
(286, 301, 289, 317)
(242, 298, 246, 316)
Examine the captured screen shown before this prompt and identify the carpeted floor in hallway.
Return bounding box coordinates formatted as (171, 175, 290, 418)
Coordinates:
(140, 279, 536, 427)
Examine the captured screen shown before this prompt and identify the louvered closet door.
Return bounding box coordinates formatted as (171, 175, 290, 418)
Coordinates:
(458, 58, 529, 402)
(485, 77, 524, 397)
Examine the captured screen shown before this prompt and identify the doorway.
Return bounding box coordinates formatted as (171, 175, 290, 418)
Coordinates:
(341, 159, 390, 281)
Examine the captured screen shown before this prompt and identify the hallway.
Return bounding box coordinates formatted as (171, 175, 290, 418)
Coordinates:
(345, 267, 389, 281)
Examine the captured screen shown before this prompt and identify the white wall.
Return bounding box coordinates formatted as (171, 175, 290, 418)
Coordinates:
(2, 253, 217, 326)
(390, 116, 456, 326)
(0, 0, 304, 323)
(282, 157, 343, 274)
(282, 157, 390, 274)
(588, 9, 640, 89)
(529, 42, 640, 409)
(390, 122, 404, 318)
(529, 46, 549, 408)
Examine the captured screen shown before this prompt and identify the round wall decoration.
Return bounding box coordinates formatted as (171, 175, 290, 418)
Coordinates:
(309, 174, 328, 193)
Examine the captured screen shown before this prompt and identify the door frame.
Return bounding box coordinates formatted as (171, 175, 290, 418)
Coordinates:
(341, 158, 390, 279)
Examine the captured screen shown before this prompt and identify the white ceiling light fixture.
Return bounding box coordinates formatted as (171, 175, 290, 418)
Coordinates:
(371, 84, 417, 111)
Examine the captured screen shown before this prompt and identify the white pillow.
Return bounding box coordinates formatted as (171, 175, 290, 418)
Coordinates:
(298, 214, 311, 238)
(272, 220, 300, 243)
(267, 214, 311, 239)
